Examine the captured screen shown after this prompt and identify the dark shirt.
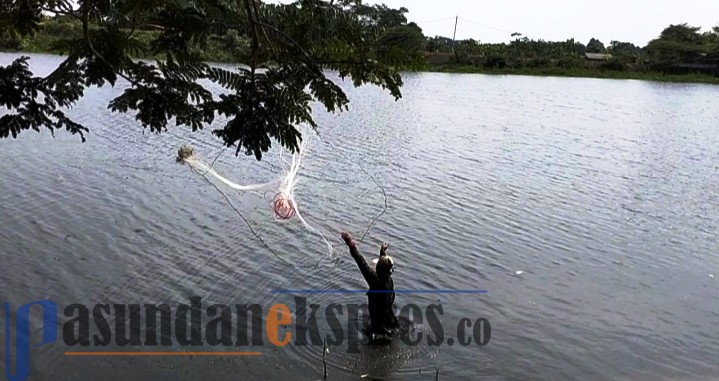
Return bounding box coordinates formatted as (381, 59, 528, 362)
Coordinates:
(348, 244, 399, 334)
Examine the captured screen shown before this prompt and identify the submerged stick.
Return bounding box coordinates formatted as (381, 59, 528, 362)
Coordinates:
(322, 338, 328, 379)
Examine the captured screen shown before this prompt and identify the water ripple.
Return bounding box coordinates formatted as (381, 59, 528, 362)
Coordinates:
(2, 52, 719, 380)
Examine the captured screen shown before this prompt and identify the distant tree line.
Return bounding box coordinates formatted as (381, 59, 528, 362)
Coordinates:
(1, 5, 718, 77)
(426, 24, 719, 75)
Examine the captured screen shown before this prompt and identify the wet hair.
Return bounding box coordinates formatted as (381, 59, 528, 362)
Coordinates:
(376, 256, 394, 277)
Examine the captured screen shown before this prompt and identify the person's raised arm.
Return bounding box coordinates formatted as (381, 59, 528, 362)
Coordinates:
(341, 231, 374, 286)
(379, 242, 388, 257)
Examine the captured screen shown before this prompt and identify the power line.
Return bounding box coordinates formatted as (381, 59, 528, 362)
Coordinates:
(415, 15, 528, 40)
(411, 13, 537, 42)
(457, 17, 515, 35)
(415, 16, 457, 25)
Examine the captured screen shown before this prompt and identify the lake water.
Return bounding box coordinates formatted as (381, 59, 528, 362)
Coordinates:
(1, 52, 719, 380)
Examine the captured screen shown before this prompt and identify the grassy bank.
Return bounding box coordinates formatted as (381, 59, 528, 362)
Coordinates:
(424, 65, 719, 84)
(6, 44, 717, 85)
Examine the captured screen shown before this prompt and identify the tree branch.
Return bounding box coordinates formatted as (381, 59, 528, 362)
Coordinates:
(254, 20, 313, 63)
(242, 0, 260, 74)
(80, 3, 139, 87)
(126, 10, 138, 38)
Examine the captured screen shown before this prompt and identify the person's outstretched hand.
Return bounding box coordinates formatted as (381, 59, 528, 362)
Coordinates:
(341, 231, 355, 247)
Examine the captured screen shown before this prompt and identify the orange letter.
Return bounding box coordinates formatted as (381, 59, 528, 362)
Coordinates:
(266, 304, 292, 346)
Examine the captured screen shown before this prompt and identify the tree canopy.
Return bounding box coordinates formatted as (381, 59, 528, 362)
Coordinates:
(0, 0, 424, 160)
(647, 23, 719, 66)
(586, 38, 605, 53)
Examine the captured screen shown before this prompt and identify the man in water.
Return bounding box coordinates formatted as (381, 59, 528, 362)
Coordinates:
(341, 231, 399, 337)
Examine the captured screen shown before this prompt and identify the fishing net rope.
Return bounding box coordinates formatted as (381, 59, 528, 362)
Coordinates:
(176, 127, 388, 268)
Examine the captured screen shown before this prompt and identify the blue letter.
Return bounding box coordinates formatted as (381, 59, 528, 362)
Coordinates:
(4, 301, 58, 381)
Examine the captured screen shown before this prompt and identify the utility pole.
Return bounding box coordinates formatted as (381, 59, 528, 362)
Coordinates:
(451, 15, 458, 55)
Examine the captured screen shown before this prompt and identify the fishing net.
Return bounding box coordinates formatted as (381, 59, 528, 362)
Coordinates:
(177, 126, 370, 266)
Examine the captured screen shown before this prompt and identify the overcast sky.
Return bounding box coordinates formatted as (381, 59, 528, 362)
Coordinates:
(270, 0, 719, 46)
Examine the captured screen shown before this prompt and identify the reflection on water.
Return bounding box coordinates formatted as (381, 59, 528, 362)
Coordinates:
(1, 52, 719, 380)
